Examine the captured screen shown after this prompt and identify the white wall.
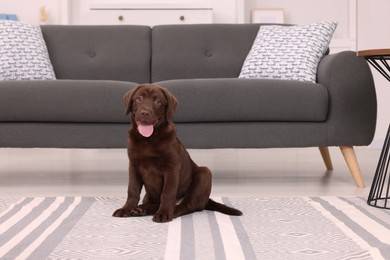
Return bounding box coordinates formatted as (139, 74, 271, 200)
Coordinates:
(0, 0, 64, 24)
(248, 0, 357, 52)
(357, 0, 390, 148)
(248, 0, 351, 38)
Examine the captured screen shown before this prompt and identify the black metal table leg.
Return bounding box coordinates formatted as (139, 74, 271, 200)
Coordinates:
(358, 49, 390, 209)
(367, 123, 390, 209)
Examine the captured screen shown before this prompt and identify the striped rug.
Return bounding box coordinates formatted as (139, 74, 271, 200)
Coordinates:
(1, 196, 390, 259)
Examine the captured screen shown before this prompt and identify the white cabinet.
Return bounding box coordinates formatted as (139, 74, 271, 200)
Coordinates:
(74, 2, 213, 26)
(84, 9, 212, 26)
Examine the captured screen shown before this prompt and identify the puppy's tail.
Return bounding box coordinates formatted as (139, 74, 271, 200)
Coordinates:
(205, 199, 242, 216)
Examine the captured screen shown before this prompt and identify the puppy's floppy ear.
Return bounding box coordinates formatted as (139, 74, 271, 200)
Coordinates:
(160, 86, 178, 121)
(123, 85, 141, 116)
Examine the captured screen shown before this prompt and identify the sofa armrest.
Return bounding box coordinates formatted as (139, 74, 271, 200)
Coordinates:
(317, 51, 377, 146)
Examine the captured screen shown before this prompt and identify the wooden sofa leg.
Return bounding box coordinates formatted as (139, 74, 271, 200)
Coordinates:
(339, 146, 365, 188)
(319, 146, 333, 171)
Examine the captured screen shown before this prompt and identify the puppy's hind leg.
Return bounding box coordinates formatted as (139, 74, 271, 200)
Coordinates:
(173, 166, 212, 218)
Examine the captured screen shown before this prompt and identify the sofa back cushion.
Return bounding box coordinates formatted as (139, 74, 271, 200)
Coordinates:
(41, 25, 151, 83)
(151, 24, 262, 82)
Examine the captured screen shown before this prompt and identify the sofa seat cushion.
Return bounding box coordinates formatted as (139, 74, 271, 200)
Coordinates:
(157, 79, 328, 123)
(0, 80, 136, 123)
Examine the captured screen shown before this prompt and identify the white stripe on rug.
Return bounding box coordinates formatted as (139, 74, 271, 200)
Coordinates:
(163, 197, 245, 260)
(15, 197, 82, 260)
(214, 197, 245, 260)
(195, 209, 217, 260)
(0, 197, 25, 219)
(306, 197, 385, 260)
(0, 197, 44, 237)
(222, 197, 257, 259)
(164, 215, 182, 260)
(327, 197, 390, 244)
(0, 197, 69, 259)
(207, 210, 226, 259)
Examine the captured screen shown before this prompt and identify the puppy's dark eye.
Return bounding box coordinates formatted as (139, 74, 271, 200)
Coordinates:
(136, 96, 143, 102)
(153, 96, 162, 105)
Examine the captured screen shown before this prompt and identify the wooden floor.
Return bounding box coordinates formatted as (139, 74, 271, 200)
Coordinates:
(0, 147, 381, 198)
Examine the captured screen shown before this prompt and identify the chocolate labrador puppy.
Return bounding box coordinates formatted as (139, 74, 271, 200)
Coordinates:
(113, 83, 242, 222)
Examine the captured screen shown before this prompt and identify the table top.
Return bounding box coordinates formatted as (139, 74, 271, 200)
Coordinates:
(358, 49, 390, 83)
(357, 49, 390, 58)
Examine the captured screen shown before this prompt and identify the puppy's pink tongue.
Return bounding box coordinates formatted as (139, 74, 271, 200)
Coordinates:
(138, 123, 154, 137)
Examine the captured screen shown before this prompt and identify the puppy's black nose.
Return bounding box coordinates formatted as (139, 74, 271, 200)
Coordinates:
(140, 109, 151, 117)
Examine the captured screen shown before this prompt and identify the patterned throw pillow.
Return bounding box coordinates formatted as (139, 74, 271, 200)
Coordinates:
(0, 20, 56, 80)
(239, 21, 337, 83)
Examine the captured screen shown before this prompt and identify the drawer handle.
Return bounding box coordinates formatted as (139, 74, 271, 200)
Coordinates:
(118, 15, 124, 21)
(179, 15, 185, 21)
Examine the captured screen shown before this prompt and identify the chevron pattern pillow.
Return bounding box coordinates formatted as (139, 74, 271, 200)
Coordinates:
(239, 21, 337, 83)
(0, 20, 56, 80)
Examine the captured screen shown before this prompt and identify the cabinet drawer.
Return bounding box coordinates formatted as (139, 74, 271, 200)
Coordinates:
(83, 9, 213, 26)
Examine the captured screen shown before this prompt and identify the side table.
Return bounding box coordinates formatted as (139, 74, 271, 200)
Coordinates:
(358, 49, 390, 209)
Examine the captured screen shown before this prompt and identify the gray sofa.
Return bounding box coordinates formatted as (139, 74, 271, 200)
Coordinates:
(0, 24, 377, 187)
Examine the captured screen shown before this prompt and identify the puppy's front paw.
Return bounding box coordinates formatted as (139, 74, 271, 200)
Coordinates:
(130, 207, 147, 216)
(112, 208, 132, 217)
(153, 210, 173, 223)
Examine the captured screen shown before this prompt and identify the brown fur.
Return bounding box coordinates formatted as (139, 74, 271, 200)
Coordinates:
(113, 83, 242, 222)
